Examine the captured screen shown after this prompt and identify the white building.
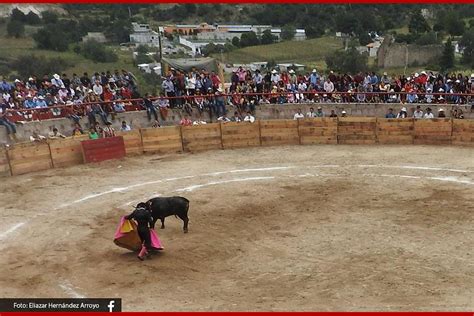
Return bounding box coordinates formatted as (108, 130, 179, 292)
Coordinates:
(179, 37, 226, 56)
(130, 22, 160, 47)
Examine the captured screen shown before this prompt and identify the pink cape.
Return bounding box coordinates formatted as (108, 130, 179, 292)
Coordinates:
(114, 216, 163, 251)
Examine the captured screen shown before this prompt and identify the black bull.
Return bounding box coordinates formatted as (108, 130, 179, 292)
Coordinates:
(146, 197, 190, 233)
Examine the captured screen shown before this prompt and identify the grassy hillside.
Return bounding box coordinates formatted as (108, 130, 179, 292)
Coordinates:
(213, 36, 344, 71)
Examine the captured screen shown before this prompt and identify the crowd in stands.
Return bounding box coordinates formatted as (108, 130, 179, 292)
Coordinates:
(1, 67, 473, 143)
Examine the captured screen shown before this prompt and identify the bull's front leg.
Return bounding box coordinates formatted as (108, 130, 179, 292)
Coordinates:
(160, 217, 165, 229)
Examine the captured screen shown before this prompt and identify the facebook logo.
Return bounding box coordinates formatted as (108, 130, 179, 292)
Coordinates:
(108, 300, 115, 312)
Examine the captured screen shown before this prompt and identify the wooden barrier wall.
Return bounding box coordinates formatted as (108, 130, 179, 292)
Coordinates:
(182, 123, 222, 152)
(414, 118, 452, 145)
(299, 118, 338, 145)
(1, 118, 473, 177)
(116, 130, 143, 155)
(221, 122, 261, 149)
(338, 117, 377, 144)
(81, 136, 126, 163)
(141, 126, 183, 154)
(8, 142, 53, 176)
(452, 119, 474, 147)
(260, 120, 299, 146)
(376, 118, 414, 145)
(0, 148, 11, 177)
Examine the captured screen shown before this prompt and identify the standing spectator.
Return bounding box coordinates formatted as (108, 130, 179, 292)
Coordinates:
(142, 93, 158, 122)
(215, 88, 226, 117)
(0, 108, 17, 141)
(341, 110, 347, 117)
(157, 93, 170, 120)
(438, 108, 446, 118)
(315, 106, 325, 118)
(329, 109, 338, 117)
(161, 75, 175, 108)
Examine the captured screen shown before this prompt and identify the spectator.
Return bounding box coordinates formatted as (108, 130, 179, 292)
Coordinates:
(329, 110, 337, 118)
(151, 120, 161, 128)
(315, 106, 325, 118)
(413, 105, 423, 119)
(48, 127, 66, 139)
(244, 111, 255, 123)
(385, 108, 396, 118)
(217, 113, 231, 123)
(102, 121, 116, 138)
(423, 107, 434, 119)
(88, 127, 99, 140)
(120, 121, 131, 131)
(306, 107, 316, 118)
(231, 111, 242, 122)
(341, 110, 347, 117)
(72, 123, 84, 136)
(180, 115, 193, 126)
(30, 131, 46, 142)
(397, 107, 408, 118)
(142, 93, 158, 122)
(293, 109, 304, 120)
(438, 108, 446, 118)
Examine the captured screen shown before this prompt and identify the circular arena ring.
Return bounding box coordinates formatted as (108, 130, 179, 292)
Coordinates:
(0, 118, 473, 311)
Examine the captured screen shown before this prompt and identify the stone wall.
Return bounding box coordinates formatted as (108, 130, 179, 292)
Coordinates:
(377, 35, 443, 68)
(1, 103, 472, 144)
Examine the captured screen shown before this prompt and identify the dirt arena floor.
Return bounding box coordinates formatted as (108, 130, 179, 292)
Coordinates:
(0, 145, 473, 311)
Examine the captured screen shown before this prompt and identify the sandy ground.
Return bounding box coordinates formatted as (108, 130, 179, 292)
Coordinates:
(0, 145, 473, 311)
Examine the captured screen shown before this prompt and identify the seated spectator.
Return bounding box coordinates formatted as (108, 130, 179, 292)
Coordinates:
(230, 111, 242, 122)
(102, 121, 116, 138)
(306, 107, 316, 118)
(72, 123, 84, 136)
(329, 109, 337, 117)
(385, 108, 396, 118)
(438, 108, 446, 118)
(113, 99, 126, 113)
(192, 120, 207, 125)
(452, 108, 464, 119)
(88, 127, 99, 140)
(30, 131, 46, 142)
(217, 114, 231, 123)
(293, 109, 304, 120)
(243, 111, 255, 123)
(315, 106, 325, 118)
(341, 110, 347, 117)
(120, 121, 131, 131)
(157, 93, 170, 120)
(151, 120, 161, 128)
(48, 127, 66, 139)
(413, 105, 423, 119)
(397, 107, 408, 118)
(180, 115, 193, 126)
(423, 107, 434, 119)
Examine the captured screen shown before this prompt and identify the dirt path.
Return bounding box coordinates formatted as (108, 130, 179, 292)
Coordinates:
(0, 145, 473, 311)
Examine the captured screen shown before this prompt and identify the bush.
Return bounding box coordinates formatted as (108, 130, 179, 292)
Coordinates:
(33, 28, 69, 51)
(79, 40, 118, 63)
(281, 25, 295, 41)
(11, 54, 70, 78)
(325, 47, 368, 74)
(6, 20, 25, 38)
(25, 12, 41, 25)
(135, 53, 153, 65)
(41, 11, 59, 24)
(415, 32, 440, 45)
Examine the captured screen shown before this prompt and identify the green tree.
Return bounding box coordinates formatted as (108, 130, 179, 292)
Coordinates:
(231, 36, 240, 47)
(281, 25, 295, 41)
(415, 32, 440, 45)
(444, 12, 465, 36)
(240, 31, 259, 47)
(305, 25, 324, 39)
(135, 53, 153, 65)
(6, 20, 25, 38)
(408, 10, 431, 34)
(11, 54, 70, 78)
(136, 45, 150, 54)
(80, 40, 118, 63)
(33, 28, 69, 51)
(41, 10, 59, 24)
(10, 8, 26, 22)
(25, 12, 41, 25)
(325, 47, 368, 74)
(260, 29, 277, 45)
(440, 38, 454, 70)
(459, 28, 474, 67)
